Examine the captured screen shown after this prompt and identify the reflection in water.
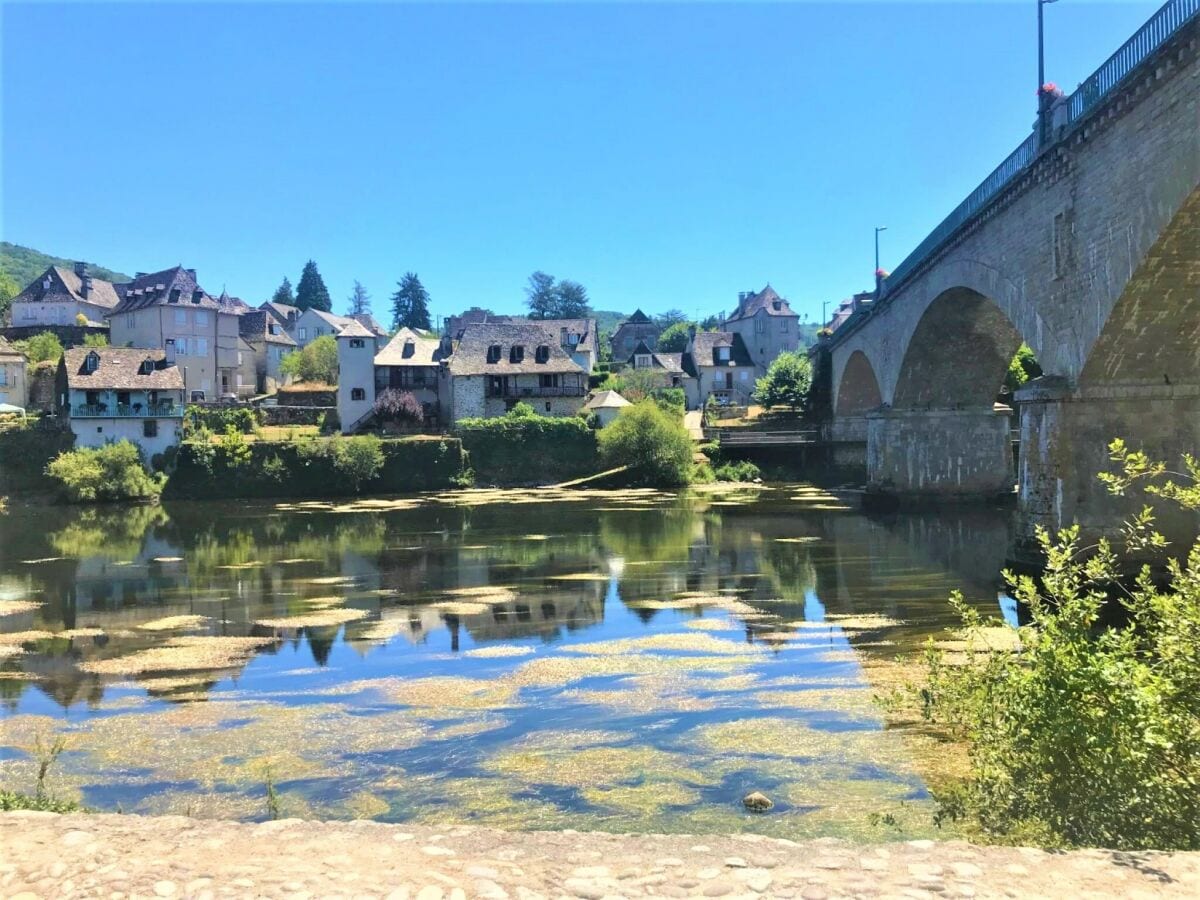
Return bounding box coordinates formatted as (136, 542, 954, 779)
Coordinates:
(0, 487, 1012, 838)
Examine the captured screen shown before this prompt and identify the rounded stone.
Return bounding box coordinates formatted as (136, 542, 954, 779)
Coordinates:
(742, 791, 774, 812)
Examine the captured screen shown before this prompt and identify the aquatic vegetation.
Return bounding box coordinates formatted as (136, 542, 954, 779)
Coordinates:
(137, 615, 211, 632)
(0, 599, 41, 616)
(562, 633, 760, 657)
(486, 743, 705, 789)
(683, 617, 739, 632)
(463, 644, 536, 659)
(563, 673, 717, 714)
(582, 781, 701, 814)
(255, 608, 368, 629)
(382, 675, 518, 711)
(752, 687, 881, 719)
(79, 635, 277, 676)
(508, 652, 748, 689)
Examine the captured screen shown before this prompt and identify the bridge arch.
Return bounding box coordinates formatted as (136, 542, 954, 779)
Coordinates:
(835, 350, 883, 415)
(893, 286, 1027, 410)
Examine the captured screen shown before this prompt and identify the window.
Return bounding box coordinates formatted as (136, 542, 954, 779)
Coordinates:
(195, 310, 208, 326)
(140, 359, 154, 375)
(194, 338, 208, 356)
(539, 373, 559, 389)
(143, 420, 158, 438)
(268, 323, 278, 335)
(780, 318, 788, 332)
(545, 402, 551, 412)
(175, 338, 189, 356)
(486, 344, 502, 364)
(349, 338, 365, 349)
(772, 300, 782, 311)
(351, 387, 366, 401)
(191, 290, 204, 304)
(169, 288, 181, 304)
(534, 345, 550, 364)
(175, 309, 187, 325)
(717, 346, 731, 363)
(635, 354, 652, 369)
(755, 316, 765, 334)
(487, 375, 505, 396)
(84, 351, 100, 374)
(299, 327, 308, 340)
(509, 345, 525, 364)
(237, 351, 243, 365)
(126, 314, 136, 328)
(191, 390, 205, 402)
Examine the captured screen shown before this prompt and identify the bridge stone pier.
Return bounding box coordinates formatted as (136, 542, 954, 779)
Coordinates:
(824, 1, 1200, 553)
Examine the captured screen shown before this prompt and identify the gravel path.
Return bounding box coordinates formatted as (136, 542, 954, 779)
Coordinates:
(3, 811, 1199, 899)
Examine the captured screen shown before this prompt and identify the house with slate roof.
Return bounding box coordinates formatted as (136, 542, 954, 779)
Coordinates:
(681, 329, 756, 409)
(55, 347, 184, 457)
(447, 321, 588, 421)
(239, 310, 297, 394)
(107, 266, 244, 401)
(8, 262, 121, 328)
(624, 340, 687, 391)
(372, 328, 450, 425)
(610, 309, 661, 361)
(724, 285, 801, 371)
(292, 308, 387, 350)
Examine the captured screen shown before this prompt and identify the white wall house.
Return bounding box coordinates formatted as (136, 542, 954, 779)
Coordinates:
(57, 348, 185, 459)
(0, 337, 28, 409)
(336, 321, 379, 433)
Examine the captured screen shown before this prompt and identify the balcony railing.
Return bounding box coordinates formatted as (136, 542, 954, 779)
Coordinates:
(71, 403, 182, 418)
(486, 384, 587, 399)
(838, 0, 1199, 336)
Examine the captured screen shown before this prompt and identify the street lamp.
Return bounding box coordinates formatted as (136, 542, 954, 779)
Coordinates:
(1038, 0, 1060, 146)
(874, 226, 888, 295)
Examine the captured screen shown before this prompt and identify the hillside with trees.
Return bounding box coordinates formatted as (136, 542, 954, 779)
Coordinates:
(0, 242, 131, 287)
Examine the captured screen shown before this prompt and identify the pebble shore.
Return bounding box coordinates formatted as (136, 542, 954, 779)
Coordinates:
(3, 812, 1199, 899)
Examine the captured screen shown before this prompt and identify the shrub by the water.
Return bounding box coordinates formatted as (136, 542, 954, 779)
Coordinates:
(598, 400, 692, 487)
(455, 403, 597, 485)
(330, 434, 385, 489)
(914, 440, 1200, 850)
(714, 459, 761, 482)
(45, 441, 162, 502)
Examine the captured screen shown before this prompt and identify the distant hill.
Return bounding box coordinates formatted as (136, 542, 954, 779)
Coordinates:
(592, 309, 626, 334)
(0, 242, 132, 289)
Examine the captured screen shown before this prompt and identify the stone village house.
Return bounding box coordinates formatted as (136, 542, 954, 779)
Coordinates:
(610, 309, 661, 361)
(7, 263, 121, 328)
(0, 337, 28, 410)
(55, 347, 185, 458)
(723, 285, 801, 371)
(682, 330, 756, 409)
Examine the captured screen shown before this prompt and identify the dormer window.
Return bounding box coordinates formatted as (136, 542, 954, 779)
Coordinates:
(169, 288, 181, 303)
(140, 358, 154, 375)
(84, 351, 100, 374)
(568, 333, 580, 345)
(509, 345, 525, 364)
(717, 346, 731, 363)
(268, 323, 278, 335)
(43, 278, 51, 290)
(487, 344, 502, 364)
(191, 290, 203, 304)
(534, 345, 550, 364)
(402, 340, 415, 359)
(772, 300, 782, 311)
(636, 354, 652, 369)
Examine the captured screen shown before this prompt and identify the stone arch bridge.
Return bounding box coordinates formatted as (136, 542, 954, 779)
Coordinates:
(825, 0, 1200, 552)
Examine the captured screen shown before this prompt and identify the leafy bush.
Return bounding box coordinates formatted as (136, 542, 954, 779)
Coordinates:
(653, 387, 686, 416)
(913, 440, 1200, 849)
(217, 425, 252, 468)
(753, 350, 812, 412)
(374, 388, 423, 426)
(17, 331, 63, 364)
(714, 459, 760, 482)
(598, 400, 692, 487)
(280, 334, 339, 384)
(46, 441, 162, 502)
(456, 404, 597, 485)
(81, 333, 108, 348)
(330, 434, 385, 490)
(0, 790, 81, 813)
(184, 404, 262, 435)
(1004, 343, 1043, 394)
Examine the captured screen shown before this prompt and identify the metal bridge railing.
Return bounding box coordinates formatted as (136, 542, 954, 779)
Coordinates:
(853, 0, 1199, 318)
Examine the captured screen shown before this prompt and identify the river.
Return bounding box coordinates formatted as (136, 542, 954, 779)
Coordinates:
(0, 484, 1015, 839)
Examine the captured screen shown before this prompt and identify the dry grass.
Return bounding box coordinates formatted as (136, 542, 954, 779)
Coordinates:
(0, 599, 42, 616)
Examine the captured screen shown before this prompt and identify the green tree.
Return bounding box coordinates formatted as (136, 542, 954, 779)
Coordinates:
(280, 334, 339, 384)
(912, 440, 1200, 849)
(390, 273, 431, 330)
(553, 280, 590, 318)
(347, 280, 371, 317)
(655, 308, 688, 327)
(271, 277, 295, 306)
(753, 350, 813, 412)
(524, 271, 557, 319)
(0, 269, 22, 324)
(331, 435, 385, 490)
(19, 331, 64, 364)
(657, 322, 692, 353)
(1004, 343, 1043, 394)
(295, 260, 332, 312)
(46, 441, 161, 502)
(598, 400, 693, 487)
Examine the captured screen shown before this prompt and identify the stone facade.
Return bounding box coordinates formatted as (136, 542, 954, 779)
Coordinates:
(824, 15, 1200, 538)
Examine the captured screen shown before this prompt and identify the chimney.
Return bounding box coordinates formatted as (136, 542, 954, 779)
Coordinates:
(718, 314, 726, 330)
(560, 327, 568, 346)
(164, 339, 176, 364)
(81, 276, 92, 299)
(74, 261, 87, 278)
(185, 269, 197, 278)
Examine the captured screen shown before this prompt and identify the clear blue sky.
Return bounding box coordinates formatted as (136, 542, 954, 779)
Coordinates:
(2, 1, 1161, 325)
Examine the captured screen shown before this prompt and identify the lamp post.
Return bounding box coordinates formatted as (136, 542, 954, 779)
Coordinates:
(1038, 0, 1060, 147)
(874, 225, 887, 295)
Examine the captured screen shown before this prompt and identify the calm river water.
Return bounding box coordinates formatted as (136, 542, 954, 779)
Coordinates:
(0, 485, 1014, 839)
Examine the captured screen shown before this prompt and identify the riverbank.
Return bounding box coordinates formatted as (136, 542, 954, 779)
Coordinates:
(3, 812, 1200, 898)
